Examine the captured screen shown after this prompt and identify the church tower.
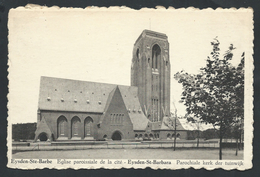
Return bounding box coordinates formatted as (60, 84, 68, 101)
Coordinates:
(131, 30, 171, 122)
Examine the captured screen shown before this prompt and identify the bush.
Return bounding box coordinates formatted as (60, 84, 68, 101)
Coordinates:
(12, 123, 37, 141)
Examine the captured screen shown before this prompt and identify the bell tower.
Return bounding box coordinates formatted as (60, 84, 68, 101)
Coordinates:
(131, 30, 171, 122)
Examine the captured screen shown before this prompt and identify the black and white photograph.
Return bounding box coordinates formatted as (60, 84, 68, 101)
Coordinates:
(7, 5, 253, 170)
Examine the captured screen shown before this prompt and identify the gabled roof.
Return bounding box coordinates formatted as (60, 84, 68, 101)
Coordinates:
(39, 76, 124, 113)
(159, 116, 186, 131)
(118, 86, 149, 130)
(34, 116, 53, 141)
(98, 85, 149, 131)
(38, 76, 149, 130)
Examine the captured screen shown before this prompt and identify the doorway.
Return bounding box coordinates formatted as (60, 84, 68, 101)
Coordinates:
(111, 131, 122, 141)
(39, 132, 48, 141)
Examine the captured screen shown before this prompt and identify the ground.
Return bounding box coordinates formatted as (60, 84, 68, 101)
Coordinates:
(12, 148, 243, 160)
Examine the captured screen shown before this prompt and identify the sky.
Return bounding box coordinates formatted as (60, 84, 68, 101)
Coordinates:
(8, 7, 253, 124)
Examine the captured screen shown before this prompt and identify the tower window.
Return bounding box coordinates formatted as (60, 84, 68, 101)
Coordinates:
(152, 44, 161, 69)
(136, 48, 140, 61)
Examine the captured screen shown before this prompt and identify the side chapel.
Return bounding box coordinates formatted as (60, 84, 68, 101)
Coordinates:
(34, 30, 188, 142)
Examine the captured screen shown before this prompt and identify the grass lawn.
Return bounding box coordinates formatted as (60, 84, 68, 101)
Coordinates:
(12, 148, 243, 160)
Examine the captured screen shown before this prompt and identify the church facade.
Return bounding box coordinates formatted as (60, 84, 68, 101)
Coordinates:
(34, 30, 188, 142)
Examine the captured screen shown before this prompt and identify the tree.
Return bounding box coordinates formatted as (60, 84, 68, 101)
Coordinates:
(172, 102, 178, 151)
(174, 38, 244, 160)
(232, 118, 244, 155)
(185, 115, 204, 147)
(163, 101, 180, 151)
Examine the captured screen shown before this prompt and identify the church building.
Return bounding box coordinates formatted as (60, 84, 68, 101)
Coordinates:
(34, 30, 188, 142)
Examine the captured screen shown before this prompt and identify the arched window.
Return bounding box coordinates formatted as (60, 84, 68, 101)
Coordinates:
(84, 117, 93, 137)
(71, 116, 81, 137)
(172, 133, 175, 138)
(136, 48, 140, 61)
(121, 114, 124, 123)
(152, 44, 161, 69)
(112, 114, 115, 124)
(149, 134, 154, 139)
(116, 114, 119, 124)
(118, 114, 121, 124)
(57, 116, 68, 138)
(110, 114, 113, 123)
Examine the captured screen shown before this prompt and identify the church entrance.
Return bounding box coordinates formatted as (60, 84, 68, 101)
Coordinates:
(39, 132, 48, 141)
(111, 131, 122, 141)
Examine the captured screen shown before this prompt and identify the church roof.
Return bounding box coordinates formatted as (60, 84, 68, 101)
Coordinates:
(38, 76, 149, 130)
(119, 86, 149, 130)
(159, 116, 186, 131)
(98, 85, 149, 131)
(38, 76, 117, 113)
